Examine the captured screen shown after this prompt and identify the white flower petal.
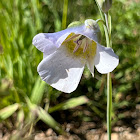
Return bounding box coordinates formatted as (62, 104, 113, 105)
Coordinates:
(94, 43, 119, 74)
(87, 57, 95, 77)
(43, 52, 48, 59)
(32, 33, 57, 55)
(37, 46, 86, 93)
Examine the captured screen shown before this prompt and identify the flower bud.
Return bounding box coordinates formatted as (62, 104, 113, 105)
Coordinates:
(98, 0, 112, 12)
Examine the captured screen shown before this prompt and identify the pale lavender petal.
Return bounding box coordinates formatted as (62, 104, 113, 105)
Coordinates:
(33, 20, 100, 55)
(32, 33, 57, 55)
(32, 25, 85, 49)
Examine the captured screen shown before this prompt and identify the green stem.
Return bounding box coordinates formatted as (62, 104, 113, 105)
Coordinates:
(105, 12, 112, 140)
(94, 1, 113, 139)
(107, 73, 112, 140)
(62, 0, 68, 29)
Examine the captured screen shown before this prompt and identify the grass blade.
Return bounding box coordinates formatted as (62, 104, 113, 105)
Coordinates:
(0, 103, 19, 120)
(49, 96, 89, 113)
(62, 0, 68, 29)
(38, 107, 64, 134)
(30, 77, 46, 105)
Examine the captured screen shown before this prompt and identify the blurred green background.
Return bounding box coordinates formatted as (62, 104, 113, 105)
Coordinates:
(0, 0, 140, 138)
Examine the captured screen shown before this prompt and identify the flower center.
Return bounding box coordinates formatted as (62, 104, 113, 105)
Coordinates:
(63, 33, 97, 59)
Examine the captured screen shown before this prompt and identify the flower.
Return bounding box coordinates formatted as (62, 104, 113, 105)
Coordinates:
(32, 19, 119, 93)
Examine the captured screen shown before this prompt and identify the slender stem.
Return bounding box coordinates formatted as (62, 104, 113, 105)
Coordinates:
(107, 73, 112, 140)
(105, 12, 112, 140)
(105, 13, 109, 34)
(62, 0, 68, 29)
(94, 1, 113, 139)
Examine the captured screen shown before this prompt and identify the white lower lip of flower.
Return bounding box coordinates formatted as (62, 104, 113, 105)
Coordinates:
(37, 45, 86, 93)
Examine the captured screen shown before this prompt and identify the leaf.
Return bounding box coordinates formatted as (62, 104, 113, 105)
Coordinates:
(0, 103, 19, 120)
(48, 96, 89, 113)
(26, 97, 63, 133)
(38, 107, 64, 134)
(16, 109, 24, 128)
(30, 77, 46, 105)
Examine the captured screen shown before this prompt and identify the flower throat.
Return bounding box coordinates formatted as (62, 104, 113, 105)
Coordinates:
(63, 33, 97, 59)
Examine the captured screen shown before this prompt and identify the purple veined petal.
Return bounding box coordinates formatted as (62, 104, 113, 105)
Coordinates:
(32, 20, 100, 56)
(32, 26, 85, 55)
(63, 19, 101, 43)
(94, 43, 119, 74)
(37, 45, 86, 93)
(74, 26, 99, 43)
(32, 25, 85, 47)
(63, 22, 100, 43)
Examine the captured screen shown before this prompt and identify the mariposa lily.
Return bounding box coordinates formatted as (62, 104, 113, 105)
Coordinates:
(32, 19, 119, 93)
